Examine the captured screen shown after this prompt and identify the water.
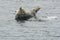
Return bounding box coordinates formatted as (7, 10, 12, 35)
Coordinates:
(0, 0, 60, 40)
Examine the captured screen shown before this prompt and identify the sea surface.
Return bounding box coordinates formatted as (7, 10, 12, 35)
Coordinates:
(0, 0, 60, 40)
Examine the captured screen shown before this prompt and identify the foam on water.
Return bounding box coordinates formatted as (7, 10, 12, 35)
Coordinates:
(28, 16, 58, 22)
(38, 16, 58, 21)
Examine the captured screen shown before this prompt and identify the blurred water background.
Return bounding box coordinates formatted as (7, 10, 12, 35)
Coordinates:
(0, 0, 60, 40)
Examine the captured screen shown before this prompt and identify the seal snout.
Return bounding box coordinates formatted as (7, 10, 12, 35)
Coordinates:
(33, 6, 41, 12)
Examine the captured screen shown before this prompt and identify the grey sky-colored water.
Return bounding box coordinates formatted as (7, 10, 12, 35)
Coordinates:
(0, 0, 60, 40)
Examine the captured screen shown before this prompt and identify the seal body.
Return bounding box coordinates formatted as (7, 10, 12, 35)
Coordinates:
(15, 6, 40, 21)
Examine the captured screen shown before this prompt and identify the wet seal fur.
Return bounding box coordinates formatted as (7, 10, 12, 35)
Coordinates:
(15, 6, 41, 21)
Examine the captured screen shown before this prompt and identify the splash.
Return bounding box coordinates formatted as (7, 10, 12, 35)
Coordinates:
(38, 16, 58, 21)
